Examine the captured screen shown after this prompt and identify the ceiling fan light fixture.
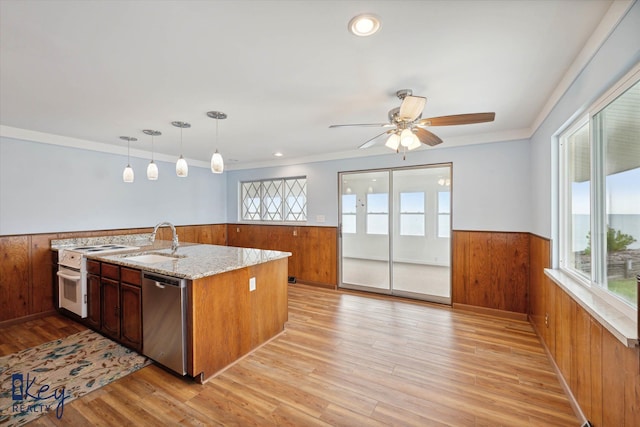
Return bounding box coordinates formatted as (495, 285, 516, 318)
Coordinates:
(385, 133, 400, 150)
(400, 128, 416, 147)
(407, 136, 422, 151)
(348, 14, 381, 37)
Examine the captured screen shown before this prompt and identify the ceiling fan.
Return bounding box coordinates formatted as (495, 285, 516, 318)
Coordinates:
(329, 89, 495, 155)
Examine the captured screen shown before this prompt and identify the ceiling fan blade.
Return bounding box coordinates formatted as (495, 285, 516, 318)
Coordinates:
(414, 128, 443, 146)
(418, 112, 495, 127)
(359, 130, 394, 149)
(329, 123, 394, 128)
(399, 95, 426, 121)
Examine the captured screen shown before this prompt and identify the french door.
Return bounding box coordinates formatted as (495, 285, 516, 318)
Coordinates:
(339, 164, 452, 304)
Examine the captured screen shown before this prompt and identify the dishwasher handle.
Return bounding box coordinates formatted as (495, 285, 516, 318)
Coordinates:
(143, 272, 185, 288)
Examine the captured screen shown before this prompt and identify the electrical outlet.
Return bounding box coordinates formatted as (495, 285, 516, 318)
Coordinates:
(249, 277, 256, 292)
(316, 215, 325, 223)
(545, 312, 549, 327)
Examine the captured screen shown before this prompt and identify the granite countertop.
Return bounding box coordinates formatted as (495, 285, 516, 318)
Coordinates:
(92, 243, 291, 280)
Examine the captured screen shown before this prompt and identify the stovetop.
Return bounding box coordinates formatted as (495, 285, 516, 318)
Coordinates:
(69, 244, 140, 253)
(59, 244, 140, 269)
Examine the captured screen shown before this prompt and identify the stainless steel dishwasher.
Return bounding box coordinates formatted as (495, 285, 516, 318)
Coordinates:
(142, 272, 187, 375)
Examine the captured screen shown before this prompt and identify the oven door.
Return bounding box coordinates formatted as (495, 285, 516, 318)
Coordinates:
(57, 267, 87, 318)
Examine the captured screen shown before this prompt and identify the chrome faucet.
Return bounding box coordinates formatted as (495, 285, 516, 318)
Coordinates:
(150, 221, 179, 253)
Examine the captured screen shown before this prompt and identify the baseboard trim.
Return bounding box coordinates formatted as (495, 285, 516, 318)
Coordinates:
(452, 303, 528, 321)
(0, 310, 57, 328)
(529, 317, 588, 425)
(295, 280, 336, 290)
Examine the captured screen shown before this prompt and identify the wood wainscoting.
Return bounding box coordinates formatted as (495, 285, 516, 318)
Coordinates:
(227, 224, 337, 289)
(452, 230, 530, 315)
(529, 234, 640, 427)
(0, 224, 227, 324)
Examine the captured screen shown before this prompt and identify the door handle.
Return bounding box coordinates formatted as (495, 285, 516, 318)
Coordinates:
(155, 282, 166, 289)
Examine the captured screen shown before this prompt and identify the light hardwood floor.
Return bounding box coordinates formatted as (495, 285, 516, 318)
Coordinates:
(1, 285, 579, 426)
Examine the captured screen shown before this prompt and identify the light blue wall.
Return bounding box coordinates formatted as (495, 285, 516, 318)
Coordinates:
(0, 137, 227, 235)
(529, 1, 640, 239)
(226, 138, 532, 232)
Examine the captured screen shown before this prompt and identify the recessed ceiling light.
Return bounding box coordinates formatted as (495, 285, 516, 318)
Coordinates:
(348, 14, 381, 37)
(274, 152, 283, 157)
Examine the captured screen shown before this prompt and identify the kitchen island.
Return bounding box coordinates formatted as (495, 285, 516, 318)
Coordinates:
(99, 244, 290, 382)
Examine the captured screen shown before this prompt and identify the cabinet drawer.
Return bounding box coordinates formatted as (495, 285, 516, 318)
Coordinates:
(101, 262, 120, 280)
(121, 267, 141, 286)
(87, 260, 101, 275)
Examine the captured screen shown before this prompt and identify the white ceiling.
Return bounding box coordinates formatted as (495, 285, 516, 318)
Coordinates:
(0, 0, 629, 170)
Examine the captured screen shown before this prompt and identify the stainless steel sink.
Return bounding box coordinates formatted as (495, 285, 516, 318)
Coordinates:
(124, 253, 182, 264)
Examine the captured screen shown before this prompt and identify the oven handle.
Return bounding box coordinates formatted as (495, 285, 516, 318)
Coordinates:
(57, 270, 82, 281)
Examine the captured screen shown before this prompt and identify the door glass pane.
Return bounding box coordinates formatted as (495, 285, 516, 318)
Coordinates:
(392, 167, 451, 301)
(597, 81, 640, 306)
(341, 171, 390, 290)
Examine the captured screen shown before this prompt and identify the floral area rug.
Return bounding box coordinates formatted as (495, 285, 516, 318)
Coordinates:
(0, 329, 150, 426)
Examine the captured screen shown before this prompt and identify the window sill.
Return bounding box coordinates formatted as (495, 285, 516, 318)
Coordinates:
(544, 268, 638, 348)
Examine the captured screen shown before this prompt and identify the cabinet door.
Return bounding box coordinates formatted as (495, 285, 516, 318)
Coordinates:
(101, 278, 120, 339)
(86, 273, 101, 329)
(120, 283, 142, 351)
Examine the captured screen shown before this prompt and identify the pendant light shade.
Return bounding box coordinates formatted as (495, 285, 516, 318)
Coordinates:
(211, 150, 224, 174)
(143, 130, 161, 181)
(207, 111, 227, 174)
(123, 165, 134, 183)
(172, 121, 190, 178)
(119, 136, 137, 183)
(176, 155, 188, 177)
(147, 161, 158, 180)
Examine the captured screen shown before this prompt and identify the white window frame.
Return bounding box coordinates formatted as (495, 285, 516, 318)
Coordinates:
(437, 191, 451, 239)
(558, 64, 639, 320)
(366, 192, 388, 235)
(399, 191, 425, 237)
(240, 176, 307, 223)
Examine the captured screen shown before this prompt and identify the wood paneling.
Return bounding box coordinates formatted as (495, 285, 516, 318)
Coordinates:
(0, 236, 30, 321)
(0, 224, 229, 325)
(528, 233, 640, 427)
(249, 258, 288, 347)
(189, 258, 290, 382)
(228, 224, 337, 288)
(30, 234, 56, 314)
(452, 230, 529, 314)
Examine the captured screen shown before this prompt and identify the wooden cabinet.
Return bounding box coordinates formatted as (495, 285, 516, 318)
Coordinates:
(84, 261, 142, 352)
(86, 260, 101, 329)
(119, 268, 142, 351)
(101, 277, 120, 339)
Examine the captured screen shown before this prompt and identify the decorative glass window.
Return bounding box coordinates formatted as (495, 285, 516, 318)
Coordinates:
(342, 194, 357, 234)
(437, 191, 451, 238)
(366, 193, 388, 235)
(400, 192, 425, 236)
(241, 177, 307, 222)
(559, 75, 639, 310)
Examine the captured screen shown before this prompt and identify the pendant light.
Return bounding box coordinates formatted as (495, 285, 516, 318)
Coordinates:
(143, 129, 161, 180)
(120, 136, 137, 183)
(206, 111, 226, 174)
(172, 121, 190, 177)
